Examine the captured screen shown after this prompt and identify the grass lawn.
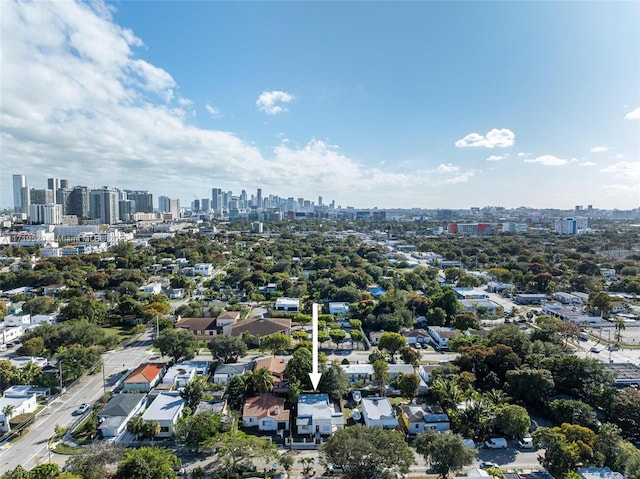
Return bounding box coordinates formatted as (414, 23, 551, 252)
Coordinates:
(101, 325, 130, 342)
(52, 443, 83, 455)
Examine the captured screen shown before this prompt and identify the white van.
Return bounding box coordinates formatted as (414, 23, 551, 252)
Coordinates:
(485, 438, 508, 449)
(579, 331, 590, 341)
(517, 437, 534, 449)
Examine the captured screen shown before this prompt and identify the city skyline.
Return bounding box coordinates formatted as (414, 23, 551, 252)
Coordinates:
(1, 1, 639, 210)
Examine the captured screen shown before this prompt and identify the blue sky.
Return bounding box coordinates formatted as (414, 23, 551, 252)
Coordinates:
(1, 0, 639, 210)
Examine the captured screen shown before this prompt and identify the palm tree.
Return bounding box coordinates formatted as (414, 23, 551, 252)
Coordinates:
(19, 361, 41, 385)
(126, 415, 145, 440)
(2, 405, 15, 431)
(614, 318, 626, 343)
(248, 367, 274, 394)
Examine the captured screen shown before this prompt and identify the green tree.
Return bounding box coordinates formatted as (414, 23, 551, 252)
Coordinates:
(0, 360, 20, 390)
(260, 333, 293, 356)
(157, 329, 198, 363)
(373, 359, 389, 396)
(318, 364, 350, 401)
(141, 420, 161, 440)
(494, 404, 530, 439)
(0, 466, 30, 479)
(174, 411, 222, 447)
(226, 375, 247, 410)
(213, 430, 279, 472)
(320, 425, 415, 479)
(247, 367, 275, 394)
(614, 317, 626, 343)
(114, 446, 180, 479)
(285, 347, 313, 390)
(506, 368, 555, 407)
(415, 429, 474, 479)
(126, 415, 145, 440)
(28, 463, 60, 479)
(548, 399, 599, 429)
(453, 310, 479, 331)
(180, 376, 207, 411)
(377, 332, 406, 357)
(64, 442, 124, 479)
(17, 337, 46, 357)
(399, 346, 421, 368)
(397, 373, 420, 402)
(207, 335, 247, 364)
(59, 296, 107, 324)
(329, 329, 347, 349)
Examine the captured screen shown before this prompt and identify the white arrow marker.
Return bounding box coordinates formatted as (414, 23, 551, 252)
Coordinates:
(309, 303, 322, 391)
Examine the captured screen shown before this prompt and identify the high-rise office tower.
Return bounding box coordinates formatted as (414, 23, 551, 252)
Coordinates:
(12, 175, 26, 212)
(31, 188, 55, 205)
(192, 199, 200, 211)
(67, 186, 90, 217)
(200, 198, 211, 211)
(125, 190, 154, 213)
(211, 188, 222, 213)
(158, 196, 171, 213)
(47, 178, 60, 192)
(90, 187, 119, 224)
(318, 196, 323, 206)
(256, 188, 263, 210)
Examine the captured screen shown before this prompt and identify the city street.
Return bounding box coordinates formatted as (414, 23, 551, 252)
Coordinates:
(0, 331, 156, 474)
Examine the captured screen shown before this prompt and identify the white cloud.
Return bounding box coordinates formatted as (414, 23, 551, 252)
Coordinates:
(578, 161, 596, 167)
(624, 107, 640, 119)
(486, 154, 506, 162)
(455, 128, 515, 148)
(590, 146, 608, 153)
(524, 155, 568, 166)
(517, 152, 526, 157)
(601, 162, 640, 179)
(205, 104, 222, 118)
(256, 90, 294, 115)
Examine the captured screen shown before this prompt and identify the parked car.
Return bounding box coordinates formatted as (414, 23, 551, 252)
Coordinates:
(518, 437, 534, 449)
(74, 403, 89, 415)
(485, 437, 508, 449)
(480, 461, 500, 469)
(608, 345, 620, 351)
(590, 347, 600, 353)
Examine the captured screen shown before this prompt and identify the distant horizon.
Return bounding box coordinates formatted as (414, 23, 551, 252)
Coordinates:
(1, 1, 639, 210)
(7, 169, 639, 214)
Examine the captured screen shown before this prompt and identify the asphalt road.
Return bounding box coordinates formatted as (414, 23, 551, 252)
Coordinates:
(0, 331, 156, 474)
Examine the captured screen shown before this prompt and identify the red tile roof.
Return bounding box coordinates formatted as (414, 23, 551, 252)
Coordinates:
(124, 362, 164, 384)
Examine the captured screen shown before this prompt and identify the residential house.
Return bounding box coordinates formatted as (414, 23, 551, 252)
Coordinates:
(140, 282, 163, 295)
(387, 364, 417, 382)
(515, 293, 549, 305)
(168, 288, 184, 299)
(254, 356, 287, 385)
(402, 329, 430, 346)
(230, 317, 291, 345)
(577, 467, 625, 479)
(369, 330, 385, 345)
(328, 302, 350, 316)
(98, 393, 146, 438)
(453, 287, 489, 300)
(212, 363, 253, 385)
(459, 299, 503, 317)
(42, 284, 67, 296)
(242, 394, 290, 431)
(122, 363, 165, 392)
(175, 316, 218, 341)
(217, 311, 241, 335)
(428, 326, 460, 350)
(0, 388, 38, 432)
(274, 297, 300, 314)
(162, 360, 210, 389)
(141, 391, 184, 438)
(193, 263, 214, 276)
(296, 393, 344, 435)
(341, 364, 374, 385)
(399, 404, 450, 434)
(10, 356, 48, 370)
(361, 397, 397, 429)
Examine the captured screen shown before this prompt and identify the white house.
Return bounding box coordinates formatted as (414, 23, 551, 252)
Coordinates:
(3, 314, 30, 328)
(0, 388, 38, 432)
(98, 393, 147, 438)
(141, 391, 184, 438)
(212, 363, 252, 385)
(242, 394, 290, 431)
(399, 404, 450, 434)
(274, 297, 300, 314)
(193, 263, 214, 277)
(361, 397, 397, 429)
(140, 282, 163, 295)
(329, 302, 350, 315)
(30, 314, 57, 325)
(163, 360, 209, 388)
(296, 394, 344, 435)
(341, 364, 374, 385)
(427, 326, 460, 350)
(387, 364, 416, 381)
